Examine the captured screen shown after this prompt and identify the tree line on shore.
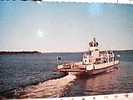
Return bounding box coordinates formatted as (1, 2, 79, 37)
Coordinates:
(0, 51, 41, 55)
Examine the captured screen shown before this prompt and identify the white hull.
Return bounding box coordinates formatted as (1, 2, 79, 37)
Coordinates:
(59, 60, 120, 77)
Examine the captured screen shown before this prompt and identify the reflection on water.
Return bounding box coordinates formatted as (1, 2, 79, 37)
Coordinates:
(84, 69, 120, 95)
(66, 61, 133, 97)
(65, 69, 120, 96)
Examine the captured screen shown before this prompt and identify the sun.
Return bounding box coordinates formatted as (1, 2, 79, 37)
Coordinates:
(37, 29, 44, 38)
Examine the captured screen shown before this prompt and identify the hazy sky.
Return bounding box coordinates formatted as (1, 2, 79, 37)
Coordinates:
(0, 1, 133, 52)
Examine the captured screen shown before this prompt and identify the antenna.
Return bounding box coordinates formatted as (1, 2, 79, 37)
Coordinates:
(92, 33, 96, 38)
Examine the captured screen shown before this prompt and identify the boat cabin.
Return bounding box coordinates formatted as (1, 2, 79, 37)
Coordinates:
(82, 37, 115, 65)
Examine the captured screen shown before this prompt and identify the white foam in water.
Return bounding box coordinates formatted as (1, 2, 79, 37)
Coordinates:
(18, 74, 77, 98)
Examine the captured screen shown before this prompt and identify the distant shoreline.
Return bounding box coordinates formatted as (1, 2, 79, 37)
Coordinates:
(0, 49, 132, 55)
(0, 51, 42, 55)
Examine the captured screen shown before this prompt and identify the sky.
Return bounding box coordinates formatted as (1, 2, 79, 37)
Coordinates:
(0, 1, 133, 52)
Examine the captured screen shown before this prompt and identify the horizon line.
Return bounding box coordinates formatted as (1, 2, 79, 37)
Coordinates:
(0, 49, 133, 53)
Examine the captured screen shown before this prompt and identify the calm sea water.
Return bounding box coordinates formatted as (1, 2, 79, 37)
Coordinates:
(0, 51, 133, 97)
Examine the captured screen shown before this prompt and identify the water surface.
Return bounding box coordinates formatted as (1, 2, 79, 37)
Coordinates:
(0, 51, 133, 98)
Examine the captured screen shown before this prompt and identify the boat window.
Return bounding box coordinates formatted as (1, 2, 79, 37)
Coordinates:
(89, 51, 91, 55)
(84, 56, 87, 58)
(95, 49, 98, 51)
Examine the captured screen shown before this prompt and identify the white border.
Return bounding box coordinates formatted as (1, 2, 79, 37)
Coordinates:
(41, 0, 133, 4)
(10, 93, 133, 100)
(1, 0, 132, 100)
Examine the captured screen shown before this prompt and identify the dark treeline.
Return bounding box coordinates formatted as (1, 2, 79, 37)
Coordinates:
(0, 51, 41, 55)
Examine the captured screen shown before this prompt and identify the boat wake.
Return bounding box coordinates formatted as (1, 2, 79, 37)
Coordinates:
(11, 74, 77, 98)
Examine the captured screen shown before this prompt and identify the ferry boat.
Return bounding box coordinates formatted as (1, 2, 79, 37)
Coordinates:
(56, 37, 120, 76)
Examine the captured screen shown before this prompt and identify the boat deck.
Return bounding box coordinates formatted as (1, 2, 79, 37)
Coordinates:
(58, 68, 86, 72)
(57, 60, 119, 72)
